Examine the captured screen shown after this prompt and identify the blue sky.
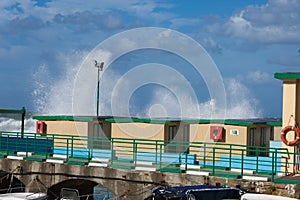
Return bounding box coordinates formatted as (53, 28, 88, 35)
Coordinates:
(1, 0, 300, 118)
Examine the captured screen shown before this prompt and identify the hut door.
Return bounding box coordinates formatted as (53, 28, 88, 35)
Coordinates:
(93, 123, 104, 149)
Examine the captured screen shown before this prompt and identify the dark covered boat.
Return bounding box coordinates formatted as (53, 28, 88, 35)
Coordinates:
(149, 185, 244, 200)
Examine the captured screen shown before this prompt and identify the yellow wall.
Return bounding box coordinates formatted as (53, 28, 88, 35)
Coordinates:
(282, 80, 298, 128)
(282, 80, 299, 157)
(273, 126, 282, 141)
(44, 120, 89, 148)
(111, 122, 164, 140)
(280, 79, 300, 172)
(226, 125, 248, 145)
(190, 123, 248, 145)
(297, 80, 300, 122)
(45, 120, 88, 137)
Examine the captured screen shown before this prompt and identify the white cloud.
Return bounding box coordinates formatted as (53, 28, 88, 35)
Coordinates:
(206, 0, 300, 44)
(202, 37, 222, 54)
(0, 0, 174, 27)
(170, 18, 200, 29)
(246, 70, 272, 84)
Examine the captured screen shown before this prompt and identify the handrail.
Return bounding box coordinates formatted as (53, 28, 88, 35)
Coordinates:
(0, 131, 284, 151)
(0, 130, 298, 184)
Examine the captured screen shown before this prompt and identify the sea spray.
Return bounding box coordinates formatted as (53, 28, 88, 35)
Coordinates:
(0, 116, 36, 133)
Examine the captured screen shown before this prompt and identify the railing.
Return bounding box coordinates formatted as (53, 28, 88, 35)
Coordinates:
(0, 131, 299, 184)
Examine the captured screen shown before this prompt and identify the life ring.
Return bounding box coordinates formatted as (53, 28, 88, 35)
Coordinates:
(281, 126, 300, 146)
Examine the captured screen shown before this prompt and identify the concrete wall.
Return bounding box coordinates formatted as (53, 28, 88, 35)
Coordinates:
(1, 158, 300, 200)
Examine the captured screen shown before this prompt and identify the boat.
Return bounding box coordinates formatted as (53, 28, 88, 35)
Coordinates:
(241, 193, 298, 200)
(149, 184, 245, 200)
(0, 192, 47, 200)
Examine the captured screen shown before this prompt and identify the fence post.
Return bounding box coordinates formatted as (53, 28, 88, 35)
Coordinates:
(15, 134, 18, 152)
(271, 151, 275, 181)
(256, 147, 259, 173)
(133, 140, 137, 166)
(6, 135, 9, 154)
(0, 132, 2, 151)
(212, 147, 215, 175)
(111, 138, 114, 164)
(155, 141, 158, 164)
(275, 149, 278, 175)
(66, 139, 69, 162)
(241, 149, 244, 177)
(185, 148, 188, 171)
(34, 134, 37, 152)
(203, 143, 206, 168)
(25, 136, 28, 157)
(89, 137, 92, 161)
(159, 144, 163, 169)
(229, 144, 232, 169)
(45, 136, 48, 159)
(0, 133, 2, 152)
(71, 136, 74, 158)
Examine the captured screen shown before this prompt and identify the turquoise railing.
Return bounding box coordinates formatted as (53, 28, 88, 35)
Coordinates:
(0, 131, 298, 184)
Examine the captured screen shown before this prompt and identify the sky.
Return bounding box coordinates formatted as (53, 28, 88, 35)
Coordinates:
(1, 0, 300, 119)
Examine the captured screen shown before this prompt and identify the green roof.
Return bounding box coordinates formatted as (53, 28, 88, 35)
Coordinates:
(0, 107, 25, 114)
(32, 115, 282, 126)
(32, 115, 95, 122)
(184, 119, 264, 126)
(266, 121, 282, 127)
(104, 117, 169, 124)
(32, 116, 169, 124)
(274, 72, 300, 79)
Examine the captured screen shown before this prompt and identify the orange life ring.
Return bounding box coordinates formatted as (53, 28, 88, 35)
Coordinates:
(281, 125, 300, 146)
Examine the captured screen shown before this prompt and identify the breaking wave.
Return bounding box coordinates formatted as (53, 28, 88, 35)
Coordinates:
(0, 116, 36, 133)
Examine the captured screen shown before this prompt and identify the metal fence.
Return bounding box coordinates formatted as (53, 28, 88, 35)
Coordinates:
(0, 131, 299, 184)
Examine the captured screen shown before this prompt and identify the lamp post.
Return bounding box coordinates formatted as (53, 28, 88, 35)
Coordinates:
(94, 60, 104, 117)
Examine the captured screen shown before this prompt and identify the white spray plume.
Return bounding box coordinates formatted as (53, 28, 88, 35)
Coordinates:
(32, 51, 263, 119)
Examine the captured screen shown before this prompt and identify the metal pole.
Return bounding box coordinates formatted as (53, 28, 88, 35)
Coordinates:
(21, 107, 25, 138)
(94, 61, 104, 117)
(96, 68, 100, 117)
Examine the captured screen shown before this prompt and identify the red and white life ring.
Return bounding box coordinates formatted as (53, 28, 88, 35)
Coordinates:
(281, 125, 300, 146)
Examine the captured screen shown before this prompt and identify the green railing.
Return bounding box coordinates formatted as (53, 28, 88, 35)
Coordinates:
(0, 131, 299, 184)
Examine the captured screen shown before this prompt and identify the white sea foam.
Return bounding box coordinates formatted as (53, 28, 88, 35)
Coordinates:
(31, 50, 262, 119)
(0, 117, 36, 133)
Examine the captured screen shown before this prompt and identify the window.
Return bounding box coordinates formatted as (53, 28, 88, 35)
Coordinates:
(166, 125, 177, 153)
(183, 124, 190, 153)
(260, 127, 268, 156)
(230, 129, 239, 135)
(169, 125, 177, 141)
(270, 127, 274, 141)
(94, 123, 103, 138)
(250, 128, 256, 146)
(260, 127, 267, 146)
(93, 123, 105, 149)
(183, 124, 190, 143)
(248, 128, 256, 156)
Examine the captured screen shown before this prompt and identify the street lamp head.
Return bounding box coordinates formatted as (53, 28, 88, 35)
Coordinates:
(94, 60, 104, 71)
